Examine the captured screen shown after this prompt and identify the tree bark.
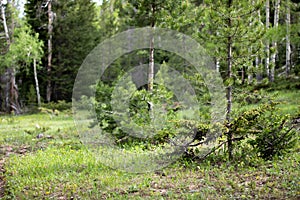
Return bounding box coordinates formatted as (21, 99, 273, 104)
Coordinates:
(0, 0, 10, 46)
(148, 34, 154, 92)
(33, 58, 41, 107)
(1, 0, 10, 112)
(248, 72, 253, 84)
(255, 7, 262, 82)
(265, 0, 270, 78)
(47, 0, 53, 102)
(226, 0, 233, 161)
(9, 68, 21, 114)
(1, 0, 21, 114)
(148, 3, 155, 93)
(216, 58, 220, 72)
(241, 66, 245, 84)
(255, 56, 262, 82)
(270, 0, 281, 82)
(286, 0, 291, 77)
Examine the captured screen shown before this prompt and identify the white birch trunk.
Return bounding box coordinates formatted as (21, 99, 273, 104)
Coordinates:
(255, 56, 262, 82)
(248, 73, 253, 84)
(148, 34, 154, 92)
(265, 0, 270, 78)
(285, 0, 291, 77)
(270, 0, 281, 82)
(216, 58, 220, 73)
(33, 58, 41, 107)
(255, 6, 262, 82)
(47, 0, 53, 102)
(0, 0, 10, 46)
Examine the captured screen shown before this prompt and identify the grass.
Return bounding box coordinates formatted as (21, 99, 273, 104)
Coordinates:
(3, 146, 300, 199)
(232, 89, 300, 116)
(0, 89, 300, 199)
(271, 90, 300, 115)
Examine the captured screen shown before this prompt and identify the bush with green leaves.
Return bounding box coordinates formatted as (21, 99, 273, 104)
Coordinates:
(249, 111, 298, 160)
(95, 79, 187, 148)
(226, 102, 298, 161)
(187, 102, 298, 163)
(93, 66, 211, 149)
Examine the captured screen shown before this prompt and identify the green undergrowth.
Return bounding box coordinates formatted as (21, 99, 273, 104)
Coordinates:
(0, 89, 299, 199)
(3, 147, 300, 199)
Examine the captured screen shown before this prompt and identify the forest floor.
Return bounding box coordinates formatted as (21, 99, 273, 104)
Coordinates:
(0, 89, 299, 199)
(0, 158, 4, 198)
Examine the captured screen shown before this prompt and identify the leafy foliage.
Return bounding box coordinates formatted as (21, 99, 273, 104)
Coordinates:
(228, 102, 297, 161)
(249, 112, 298, 160)
(0, 22, 43, 70)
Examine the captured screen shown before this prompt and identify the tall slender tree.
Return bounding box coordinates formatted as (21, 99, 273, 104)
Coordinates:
(202, 0, 265, 159)
(285, 0, 291, 77)
(51, 0, 98, 101)
(46, 0, 53, 102)
(0, 0, 22, 113)
(0, 0, 11, 112)
(265, 0, 270, 78)
(270, 0, 281, 82)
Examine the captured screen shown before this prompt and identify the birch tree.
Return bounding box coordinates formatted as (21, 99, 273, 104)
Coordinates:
(255, 8, 263, 82)
(285, 0, 291, 77)
(265, 0, 270, 78)
(2, 23, 44, 107)
(270, 0, 281, 82)
(0, 0, 10, 112)
(0, 0, 9, 46)
(0, 0, 22, 113)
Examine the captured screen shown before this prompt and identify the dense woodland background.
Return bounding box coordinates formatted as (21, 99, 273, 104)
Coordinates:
(0, 0, 299, 113)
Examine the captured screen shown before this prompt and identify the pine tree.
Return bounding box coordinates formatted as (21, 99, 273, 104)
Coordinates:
(51, 0, 99, 101)
(201, 0, 266, 159)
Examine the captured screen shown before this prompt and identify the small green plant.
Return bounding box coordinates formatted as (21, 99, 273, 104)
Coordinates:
(249, 113, 298, 160)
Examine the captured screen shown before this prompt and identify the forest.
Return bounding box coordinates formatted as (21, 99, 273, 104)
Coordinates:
(0, 0, 300, 199)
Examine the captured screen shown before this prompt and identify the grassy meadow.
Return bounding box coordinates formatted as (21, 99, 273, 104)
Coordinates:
(0, 89, 299, 199)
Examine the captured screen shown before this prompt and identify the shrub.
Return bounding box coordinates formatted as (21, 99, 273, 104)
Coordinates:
(249, 113, 298, 160)
(228, 102, 298, 161)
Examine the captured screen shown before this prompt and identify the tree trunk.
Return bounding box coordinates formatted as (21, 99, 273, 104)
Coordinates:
(216, 58, 220, 72)
(255, 6, 262, 82)
(9, 68, 21, 114)
(1, 0, 21, 114)
(4, 70, 10, 113)
(270, 0, 281, 82)
(147, 3, 155, 119)
(1, 0, 10, 112)
(286, 0, 291, 77)
(265, 0, 270, 78)
(0, 0, 10, 46)
(148, 3, 155, 93)
(241, 66, 245, 84)
(148, 33, 154, 92)
(33, 58, 41, 107)
(47, 0, 53, 102)
(226, 0, 233, 161)
(248, 73, 253, 84)
(256, 56, 262, 82)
